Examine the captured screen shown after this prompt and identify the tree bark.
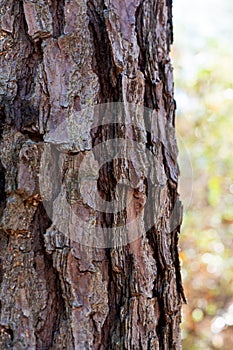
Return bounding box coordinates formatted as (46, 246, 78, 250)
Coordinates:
(0, 0, 185, 349)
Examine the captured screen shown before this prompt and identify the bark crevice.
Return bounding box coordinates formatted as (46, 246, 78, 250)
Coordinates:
(87, 0, 122, 103)
(32, 203, 72, 350)
(48, 0, 65, 38)
(0, 107, 6, 219)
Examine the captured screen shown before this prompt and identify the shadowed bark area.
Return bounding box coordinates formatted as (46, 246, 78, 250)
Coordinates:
(0, 0, 185, 349)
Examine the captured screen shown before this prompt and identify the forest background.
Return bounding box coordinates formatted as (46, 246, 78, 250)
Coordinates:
(172, 0, 233, 348)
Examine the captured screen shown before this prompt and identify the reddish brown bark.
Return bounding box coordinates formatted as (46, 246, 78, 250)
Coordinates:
(0, 0, 185, 349)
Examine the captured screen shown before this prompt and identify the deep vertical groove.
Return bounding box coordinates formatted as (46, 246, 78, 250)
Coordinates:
(0, 107, 6, 220)
(87, 0, 122, 103)
(9, 1, 44, 135)
(32, 203, 70, 350)
(49, 0, 65, 38)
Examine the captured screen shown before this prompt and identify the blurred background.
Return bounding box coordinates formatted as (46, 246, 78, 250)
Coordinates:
(171, 0, 233, 349)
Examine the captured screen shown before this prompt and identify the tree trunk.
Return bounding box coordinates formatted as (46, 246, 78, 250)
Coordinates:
(0, 0, 185, 349)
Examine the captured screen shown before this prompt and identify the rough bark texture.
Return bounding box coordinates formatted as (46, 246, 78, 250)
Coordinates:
(0, 0, 185, 349)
